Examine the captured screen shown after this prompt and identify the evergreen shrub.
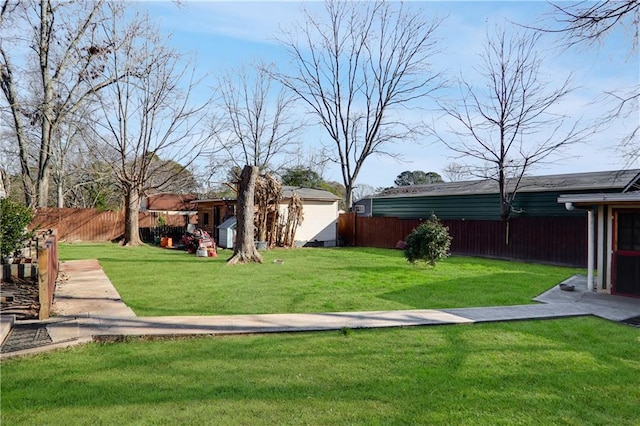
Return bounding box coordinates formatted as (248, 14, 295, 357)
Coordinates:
(404, 214, 451, 266)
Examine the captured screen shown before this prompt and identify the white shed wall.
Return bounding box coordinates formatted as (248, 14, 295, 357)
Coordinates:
(279, 200, 338, 245)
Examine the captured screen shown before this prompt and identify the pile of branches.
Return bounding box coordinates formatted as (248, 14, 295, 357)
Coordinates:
(0, 277, 39, 320)
(254, 173, 282, 246)
(277, 193, 304, 247)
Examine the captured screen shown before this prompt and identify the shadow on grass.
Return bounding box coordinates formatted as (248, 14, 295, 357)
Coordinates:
(378, 273, 549, 309)
(3, 319, 638, 426)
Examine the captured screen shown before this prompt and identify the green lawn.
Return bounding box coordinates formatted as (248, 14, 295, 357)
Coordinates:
(2, 318, 639, 425)
(58, 243, 583, 316)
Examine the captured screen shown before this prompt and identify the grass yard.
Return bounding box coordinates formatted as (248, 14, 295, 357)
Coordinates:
(58, 243, 583, 316)
(2, 317, 639, 425)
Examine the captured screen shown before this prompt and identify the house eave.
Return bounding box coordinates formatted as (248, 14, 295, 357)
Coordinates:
(557, 193, 640, 207)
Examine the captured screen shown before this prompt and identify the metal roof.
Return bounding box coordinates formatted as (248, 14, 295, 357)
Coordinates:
(376, 169, 640, 199)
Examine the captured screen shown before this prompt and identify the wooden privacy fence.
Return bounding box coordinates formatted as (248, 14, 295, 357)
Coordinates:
(31, 208, 193, 242)
(338, 213, 588, 267)
(37, 230, 58, 320)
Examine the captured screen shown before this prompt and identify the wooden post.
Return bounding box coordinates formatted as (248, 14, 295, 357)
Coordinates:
(38, 247, 50, 320)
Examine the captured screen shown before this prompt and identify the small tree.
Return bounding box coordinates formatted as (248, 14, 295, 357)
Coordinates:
(404, 215, 451, 267)
(432, 27, 590, 220)
(0, 198, 33, 261)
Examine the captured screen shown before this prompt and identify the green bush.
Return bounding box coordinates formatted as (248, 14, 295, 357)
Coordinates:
(404, 215, 451, 266)
(0, 198, 34, 261)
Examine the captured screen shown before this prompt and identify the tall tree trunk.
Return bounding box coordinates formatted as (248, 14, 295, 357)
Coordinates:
(0, 51, 34, 206)
(122, 184, 142, 246)
(56, 178, 64, 208)
(37, 0, 54, 208)
(227, 165, 263, 264)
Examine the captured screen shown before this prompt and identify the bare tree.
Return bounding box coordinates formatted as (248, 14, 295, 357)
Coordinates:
(274, 0, 444, 209)
(90, 4, 210, 246)
(0, 0, 119, 207)
(212, 63, 303, 260)
(212, 63, 303, 173)
(431, 27, 591, 220)
(441, 162, 471, 182)
(352, 183, 377, 201)
(50, 106, 97, 207)
(544, 1, 639, 165)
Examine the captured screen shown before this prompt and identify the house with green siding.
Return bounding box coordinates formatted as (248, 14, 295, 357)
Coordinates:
(354, 169, 640, 220)
(345, 169, 640, 269)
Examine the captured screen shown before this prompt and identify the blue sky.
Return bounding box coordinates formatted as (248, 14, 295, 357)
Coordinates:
(140, 1, 638, 188)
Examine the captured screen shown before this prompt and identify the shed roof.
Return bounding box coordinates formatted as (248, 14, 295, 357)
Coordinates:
(282, 186, 341, 202)
(376, 169, 640, 199)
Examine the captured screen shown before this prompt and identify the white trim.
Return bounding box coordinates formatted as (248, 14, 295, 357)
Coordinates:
(587, 209, 594, 291)
(558, 193, 640, 205)
(597, 205, 605, 292)
(606, 206, 613, 293)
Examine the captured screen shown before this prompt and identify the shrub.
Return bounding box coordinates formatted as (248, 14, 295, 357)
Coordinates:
(0, 198, 34, 261)
(404, 214, 451, 266)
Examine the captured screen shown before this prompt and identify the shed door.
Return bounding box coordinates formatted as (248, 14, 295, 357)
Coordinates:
(613, 210, 640, 297)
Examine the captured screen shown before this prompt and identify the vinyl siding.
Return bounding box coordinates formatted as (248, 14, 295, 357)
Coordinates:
(372, 189, 615, 220)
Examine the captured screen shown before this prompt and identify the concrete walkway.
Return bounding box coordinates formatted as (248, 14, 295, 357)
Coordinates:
(2, 260, 640, 358)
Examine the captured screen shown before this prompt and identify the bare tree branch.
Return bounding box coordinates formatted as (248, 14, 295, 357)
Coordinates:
(211, 63, 303, 174)
(273, 0, 444, 208)
(89, 3, 211, 245)
(531, 1, 639, 166)
(431, 26, 594, 220)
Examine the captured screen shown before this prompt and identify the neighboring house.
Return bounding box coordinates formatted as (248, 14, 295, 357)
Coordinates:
(346, 169, 640, 268)
(558, 192, 640, 298)
(140, 193, 198, 226)
(194, 186, 341, 247)
(354, 169, 640, 220)
(192, 198, 237, 242)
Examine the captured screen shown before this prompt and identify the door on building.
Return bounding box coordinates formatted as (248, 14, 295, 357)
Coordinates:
(613, 210, 640, 297)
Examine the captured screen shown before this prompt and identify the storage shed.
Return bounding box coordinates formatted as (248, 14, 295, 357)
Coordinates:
(217, 217, 237, 249)
(195, 187, 341, 247)
(281, 186, 341, 247)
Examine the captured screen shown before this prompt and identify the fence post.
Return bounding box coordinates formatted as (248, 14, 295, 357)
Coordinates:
(38, 246, 50, 320)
